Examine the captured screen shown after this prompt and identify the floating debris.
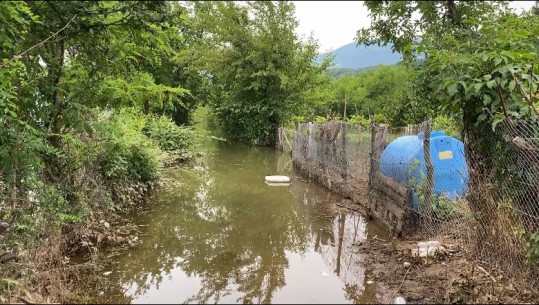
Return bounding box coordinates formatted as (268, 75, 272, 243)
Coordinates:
(394, 296, 406, 304)
(264, 175, 290, 183)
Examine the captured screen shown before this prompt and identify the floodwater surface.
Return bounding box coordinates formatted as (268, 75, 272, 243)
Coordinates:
(93, 140, 389, 304)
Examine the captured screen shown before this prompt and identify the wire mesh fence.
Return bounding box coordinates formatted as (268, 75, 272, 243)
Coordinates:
(284, 122, 371, 206)
(278, 118, 539, 290)
(464, 119, 539, 288)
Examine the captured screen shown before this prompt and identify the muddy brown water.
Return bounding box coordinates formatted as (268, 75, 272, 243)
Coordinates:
(92, 140, 390, 304)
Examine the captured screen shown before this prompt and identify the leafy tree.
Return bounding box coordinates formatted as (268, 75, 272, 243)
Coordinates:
(0, 0, 198, 262)
(357, 1, 539, 260)
(299, 64, 413, 125)
(0, 1, 195, 186)
(187, 1, 327, 146)
(356, 1, 509, 59)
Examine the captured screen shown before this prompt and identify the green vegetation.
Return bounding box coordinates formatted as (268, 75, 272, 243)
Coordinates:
(3, 0, 539, 300)
(0, 1, 202, 301)
(184, 1, 328, 146)
(358, 1, 539, 266)
(299, 64, 421, 126)
(325, 66, 377, 78)
(516, 231, 539, 267)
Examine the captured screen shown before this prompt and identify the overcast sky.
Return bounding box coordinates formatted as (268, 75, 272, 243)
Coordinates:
(293, 1, 536, 53)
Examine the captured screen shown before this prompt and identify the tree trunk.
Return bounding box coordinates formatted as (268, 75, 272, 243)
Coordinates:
(45, 38, 66, 183)
(446, 0, 460, 26)
(48, 39, 66, 150)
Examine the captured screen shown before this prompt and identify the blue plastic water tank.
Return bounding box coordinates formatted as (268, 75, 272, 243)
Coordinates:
(379, 131, 469, 209)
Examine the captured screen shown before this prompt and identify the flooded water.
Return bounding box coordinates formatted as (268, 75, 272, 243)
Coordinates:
(93, 139, 389, 304)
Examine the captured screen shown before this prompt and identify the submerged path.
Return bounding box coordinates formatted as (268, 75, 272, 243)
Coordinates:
(91, 140, 389, 304)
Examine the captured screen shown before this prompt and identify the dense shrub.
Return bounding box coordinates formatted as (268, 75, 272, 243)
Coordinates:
(143, 115, 195, 151)
(96, 109, 161, 184)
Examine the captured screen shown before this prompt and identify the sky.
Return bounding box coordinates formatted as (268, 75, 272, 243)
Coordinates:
(293, 1, 537, 53)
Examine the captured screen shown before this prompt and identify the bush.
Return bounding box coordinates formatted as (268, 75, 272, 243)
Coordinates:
(95, 108, 161, 184)
(372, 113, 387, 124)
(433, 115, 461, 139)
(143, 115, 194, 151)
(347, 114, 371, 128)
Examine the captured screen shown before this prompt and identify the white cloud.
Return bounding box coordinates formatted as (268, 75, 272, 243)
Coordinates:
(294, 1, 536, 53)
(293, 1, 369, 53)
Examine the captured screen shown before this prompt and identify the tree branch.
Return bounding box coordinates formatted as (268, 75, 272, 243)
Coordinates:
(513, 73, 539, 117)
(47, 1, 66, 24)
(495, 78, 513, 125)
(530, 62, 534, 99)
(0, 14, 77, 69)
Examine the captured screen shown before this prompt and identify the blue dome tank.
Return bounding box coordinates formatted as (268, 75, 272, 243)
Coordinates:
(379, 131, 469, 209)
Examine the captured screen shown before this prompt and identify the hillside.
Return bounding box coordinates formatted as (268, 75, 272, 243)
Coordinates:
(317, 42, 402, 69)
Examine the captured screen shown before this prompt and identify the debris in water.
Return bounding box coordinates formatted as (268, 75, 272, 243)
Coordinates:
(103, 271, 112, 276)
(264, 175, 290, 183)
(394, 296, 406, 304)
(366, 280, 374, 285)
(403, 262, 411, 267)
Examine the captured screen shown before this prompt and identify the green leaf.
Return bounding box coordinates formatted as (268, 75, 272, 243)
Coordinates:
(474, 83, 482, 93)
(492, 116, 503, 131)
(508, 80, 516, 91)
(447, 83, 458, 95)
(458, 81, 467, 93)
(483, 94, 492, 105)
(486, 80, 495, 89)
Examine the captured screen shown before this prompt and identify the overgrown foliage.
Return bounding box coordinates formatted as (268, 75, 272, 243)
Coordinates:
(0, 1, 199, 301)
(357, 0, 539, 269)
(185, 1, 328, 146)
(299, 64, 443, 127)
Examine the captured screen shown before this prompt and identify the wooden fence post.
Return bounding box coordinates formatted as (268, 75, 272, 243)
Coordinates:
(423, 120, 434, 210)
(369, 124, 388, 190)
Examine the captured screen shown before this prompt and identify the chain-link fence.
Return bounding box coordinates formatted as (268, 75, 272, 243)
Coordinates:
(278, 118, 539, 290)
(464, 119, 539, 288)
(281, 122, 371, 206)
(371, 119, 539, 289)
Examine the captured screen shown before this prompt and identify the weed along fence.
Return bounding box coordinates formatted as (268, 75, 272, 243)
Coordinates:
(278, 119, 539, 290)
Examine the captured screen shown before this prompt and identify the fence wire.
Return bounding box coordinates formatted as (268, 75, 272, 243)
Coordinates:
(282, 122, 371, 206)
(279, 118, 539, 290)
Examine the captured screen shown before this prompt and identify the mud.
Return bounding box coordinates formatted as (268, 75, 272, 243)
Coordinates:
(345, 226, 538, 304)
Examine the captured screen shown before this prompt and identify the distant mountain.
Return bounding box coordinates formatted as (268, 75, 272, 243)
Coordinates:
(316, 42, 402, 69)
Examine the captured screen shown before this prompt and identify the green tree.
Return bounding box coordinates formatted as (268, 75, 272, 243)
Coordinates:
(188, 1, 327, 146)
(299, 64, 413, 125)
(356, 1, 509, 59)
(357, 1, 539, 263)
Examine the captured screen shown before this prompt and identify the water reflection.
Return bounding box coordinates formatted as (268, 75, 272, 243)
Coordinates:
(95, 142, 387, 304)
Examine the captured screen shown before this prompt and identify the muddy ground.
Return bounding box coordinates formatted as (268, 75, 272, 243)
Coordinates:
(334, 201, 537, 304)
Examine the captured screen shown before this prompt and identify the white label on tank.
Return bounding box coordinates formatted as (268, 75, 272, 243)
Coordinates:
(438, 151, 453, 160)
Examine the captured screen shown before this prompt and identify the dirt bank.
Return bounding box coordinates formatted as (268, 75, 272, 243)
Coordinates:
(332, 200, 537, 304)
(357, 233, 537, 304)
(0, 189, 151, 304)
